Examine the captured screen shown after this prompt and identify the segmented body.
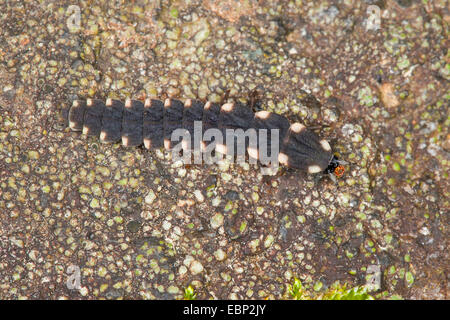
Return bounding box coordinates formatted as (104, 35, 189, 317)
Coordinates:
(68, 98, 336, 174)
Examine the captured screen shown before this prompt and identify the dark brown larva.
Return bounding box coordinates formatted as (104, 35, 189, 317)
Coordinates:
(68, 98, 346, 179)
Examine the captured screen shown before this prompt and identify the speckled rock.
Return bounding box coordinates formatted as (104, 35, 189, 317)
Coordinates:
(0, 0, 448, 301)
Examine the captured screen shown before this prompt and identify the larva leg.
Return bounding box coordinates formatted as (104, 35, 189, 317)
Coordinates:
(220, 88, 231, 105)
(248, 89, 263, 113)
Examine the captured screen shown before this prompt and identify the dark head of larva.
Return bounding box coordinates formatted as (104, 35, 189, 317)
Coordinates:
(324, 155, 346, 178)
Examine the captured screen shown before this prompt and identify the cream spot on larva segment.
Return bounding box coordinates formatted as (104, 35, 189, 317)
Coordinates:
(164, 98, 172, 108)
(204, 101, 212, 110)
(73, 100, 79, 107)
(184, 99, 192, 108)
(221, 103, 234, 112)
(290, 123, 306, 133)
(278, 152, 289, 165)
(216, 143, 227, 154)
(164, 139, 171, 150)
(86, 98, 93, 106)
(255, 111, 271, 120)
(144, 138, 151, 150)
(69, 121, 77, 129)
(320, 139, 331, 152)
(82, 126, 89, 135)
(125, 98, 132, 108)
(247, 147, 259, 159)
(106, 98, 113, 106)
(200, 141, 207, 152)
(144, 98, 151, 108)
(122, 136, 130, 147)
(308, 165, 322, 174)
(100, 131, 107, 141)
(182, 139, 190, 151)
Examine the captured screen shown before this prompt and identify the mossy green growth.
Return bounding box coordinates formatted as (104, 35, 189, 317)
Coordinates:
(287, 278, 374, 300)
(183, 285, 197, 300)
(288, 278, 309, 300)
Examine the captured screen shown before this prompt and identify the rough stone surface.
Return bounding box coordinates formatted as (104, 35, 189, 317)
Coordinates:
(0, 0, 448, 300)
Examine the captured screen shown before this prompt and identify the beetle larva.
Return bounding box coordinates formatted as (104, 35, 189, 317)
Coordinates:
(68, 98, 346, 180)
